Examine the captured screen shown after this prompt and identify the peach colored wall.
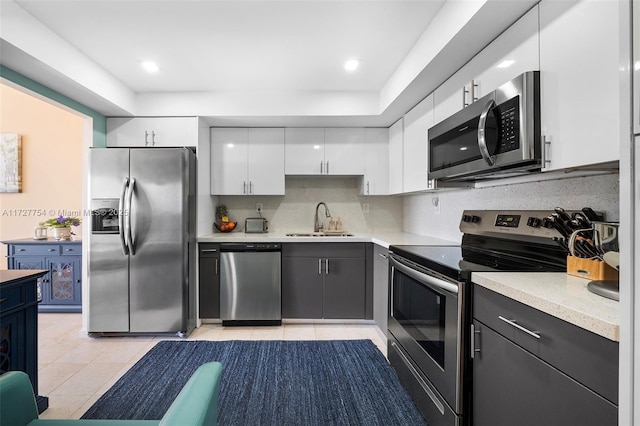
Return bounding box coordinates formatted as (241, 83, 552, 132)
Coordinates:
(0, 83, 83, 268)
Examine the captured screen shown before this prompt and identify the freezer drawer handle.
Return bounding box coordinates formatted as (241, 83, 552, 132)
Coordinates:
(498, 316, 541, 339)
(119, 177, 130, 255)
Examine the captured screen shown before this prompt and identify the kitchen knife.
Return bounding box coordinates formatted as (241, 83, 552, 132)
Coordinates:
(571, 212, 591, 229)
(554, 207, 573, 223)
(548, 216, 569, 238)
(552, 213, 574, 237)
(581, 207, 603, 222)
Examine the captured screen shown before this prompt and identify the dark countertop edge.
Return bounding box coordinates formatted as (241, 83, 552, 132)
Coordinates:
(0, 270, 48, 285)
(1, 238, 82, 244)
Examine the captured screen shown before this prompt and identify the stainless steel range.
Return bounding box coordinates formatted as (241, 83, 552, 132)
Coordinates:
(387, 210, 571, 426)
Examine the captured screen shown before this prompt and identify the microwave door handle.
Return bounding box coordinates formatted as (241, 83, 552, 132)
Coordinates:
(388, 255, 459, 295)
(118, 177, 130, 255)
(478, 99, 496, 166)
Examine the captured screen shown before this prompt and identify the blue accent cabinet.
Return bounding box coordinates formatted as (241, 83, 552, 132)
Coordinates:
(3, 239, 82, 312)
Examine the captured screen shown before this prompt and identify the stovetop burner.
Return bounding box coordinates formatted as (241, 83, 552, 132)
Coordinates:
(390, 209, 569, 281)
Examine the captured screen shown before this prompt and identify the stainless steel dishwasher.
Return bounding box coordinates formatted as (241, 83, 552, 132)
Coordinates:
(219, 243, 281, 325)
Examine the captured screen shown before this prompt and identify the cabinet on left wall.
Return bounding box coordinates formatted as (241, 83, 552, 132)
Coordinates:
(2, 239, 82, 312)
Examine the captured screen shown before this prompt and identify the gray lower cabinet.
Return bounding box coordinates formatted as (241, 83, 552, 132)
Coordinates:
(282, 243, 366, 319)
(198, 243, 220, 318)
(472, 285, 618, 426)
(372, 244, 389, 333)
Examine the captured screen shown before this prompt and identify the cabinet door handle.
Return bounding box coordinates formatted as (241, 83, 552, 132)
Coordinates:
(215, 258, 219, 275)
(463, 86, 470, 107)
(151, 130, 156, 146)
(367, 181, 370, 194)
(326, 161, 329, 174)
(471, 79, 479, 103)
(542, 135, 551, 167)
(498, 316, 541, 339)
(325, 258, 329, 275)
(470, 323, 481, 359)
(48, 248, 56, 252)
(320, 161, 323, 174)
(378, 253, 388, 259)
(243, 181, 247, 194)
(249, 181, 253, 194)
(17, 248, 25, 252)
(65, 248, 72, 252)
(144, 130, 150, 146)
(76, 279, 81, 283)
(318, 258, 322, 275)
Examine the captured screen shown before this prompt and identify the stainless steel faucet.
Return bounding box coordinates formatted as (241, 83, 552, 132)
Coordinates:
(314, 202, 331, 232)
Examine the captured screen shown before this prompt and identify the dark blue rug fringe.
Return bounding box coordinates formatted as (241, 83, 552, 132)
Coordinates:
(82, 339, 427, 425)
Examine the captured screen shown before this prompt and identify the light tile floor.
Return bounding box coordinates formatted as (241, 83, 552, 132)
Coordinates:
(37, 313, 387, 420)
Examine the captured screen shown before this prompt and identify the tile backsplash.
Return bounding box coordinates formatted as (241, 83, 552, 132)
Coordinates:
(404, 172, 620, 243)
(215, 176, 403, 234)
(212, 173, 619, 241)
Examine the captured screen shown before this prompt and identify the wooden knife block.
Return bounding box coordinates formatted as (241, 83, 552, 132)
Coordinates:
(567, 256, 619, 281)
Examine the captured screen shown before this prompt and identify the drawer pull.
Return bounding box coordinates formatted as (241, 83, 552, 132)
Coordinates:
(65, 248, 72, 252)
(17, 248, 26, 252)
(48, 249, 56, 252)
(498, 316, 541, 339)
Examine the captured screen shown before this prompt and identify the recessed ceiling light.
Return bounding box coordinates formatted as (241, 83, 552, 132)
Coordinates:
(497, 60, 515, 69)
(141, 61, 159, 73)
(344, 59, 359, 72)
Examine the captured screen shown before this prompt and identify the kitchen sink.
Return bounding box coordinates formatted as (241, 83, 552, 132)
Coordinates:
(286, 232, 354, 237)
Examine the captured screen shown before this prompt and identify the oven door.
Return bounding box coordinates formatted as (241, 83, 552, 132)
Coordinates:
(388, 253, 464, 414)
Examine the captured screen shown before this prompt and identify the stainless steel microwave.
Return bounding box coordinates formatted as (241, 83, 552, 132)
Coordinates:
(428, 71, 541, 181)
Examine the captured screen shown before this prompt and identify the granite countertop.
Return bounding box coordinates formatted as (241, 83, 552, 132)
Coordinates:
(198, 231, 458, 248)
(472, 272, 619, 342)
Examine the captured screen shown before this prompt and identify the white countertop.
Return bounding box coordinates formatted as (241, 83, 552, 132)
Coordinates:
(472, 272, 619, 342)
(198, 231, 458, 248)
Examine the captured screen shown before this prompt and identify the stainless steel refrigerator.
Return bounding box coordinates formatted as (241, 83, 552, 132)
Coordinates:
(88, 147, 196, 336)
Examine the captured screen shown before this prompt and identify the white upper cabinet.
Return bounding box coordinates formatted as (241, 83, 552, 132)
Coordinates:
(403, 94, 434, 193)
(211, 127, 284, 195)
(539, 0, 621, 171)
(284, 128, 364, 175)
(324, 128, 365, 175)
(361, 128, 389, 195)
(433, 5, 539, 125)
(284, 128, 325, 175)
(106, 117, 198, 147)
(388, 118, 404, 195)
(469, 5, 540, 100)
(433, 62, 474, 126)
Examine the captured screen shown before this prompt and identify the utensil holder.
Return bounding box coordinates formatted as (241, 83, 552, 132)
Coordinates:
(567, 256, 618, 281)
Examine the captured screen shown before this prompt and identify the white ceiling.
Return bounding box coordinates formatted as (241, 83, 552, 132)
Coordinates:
(1, 0, 538, 126)
(14, 0, 444, 93)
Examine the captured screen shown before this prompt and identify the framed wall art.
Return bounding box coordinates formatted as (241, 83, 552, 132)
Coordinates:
(0, 133, 22, 193)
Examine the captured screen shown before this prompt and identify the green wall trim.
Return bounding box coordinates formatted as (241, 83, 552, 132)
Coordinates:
(0, 65, 107, 147)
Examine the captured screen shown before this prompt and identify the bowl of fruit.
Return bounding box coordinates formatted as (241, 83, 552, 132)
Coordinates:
(215, 205, 237, 233)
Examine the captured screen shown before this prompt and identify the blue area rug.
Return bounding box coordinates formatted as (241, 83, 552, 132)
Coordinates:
(82, 339, 426, 425)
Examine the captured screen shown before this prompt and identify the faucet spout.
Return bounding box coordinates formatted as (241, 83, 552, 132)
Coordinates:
(314, 202, 331, 232)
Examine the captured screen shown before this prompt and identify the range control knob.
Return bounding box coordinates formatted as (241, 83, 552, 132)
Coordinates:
(527, 217, 541, 228)
(462, 215, 472, 223)
(471, 215, 481, 223)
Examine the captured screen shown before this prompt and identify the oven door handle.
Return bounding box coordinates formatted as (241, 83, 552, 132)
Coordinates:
(389, 255, 459, 295)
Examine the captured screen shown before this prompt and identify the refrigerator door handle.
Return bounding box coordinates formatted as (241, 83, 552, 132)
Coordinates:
(126, 177, 136, 255)
(119, 177, 130, 255)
